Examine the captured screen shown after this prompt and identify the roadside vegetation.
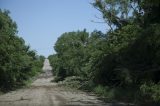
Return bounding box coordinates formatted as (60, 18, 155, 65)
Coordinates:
(0, 10, 45, 92)
(48, 0, 160, 105)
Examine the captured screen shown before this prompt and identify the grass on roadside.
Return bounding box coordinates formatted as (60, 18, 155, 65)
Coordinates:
(55, 76, 141, 104)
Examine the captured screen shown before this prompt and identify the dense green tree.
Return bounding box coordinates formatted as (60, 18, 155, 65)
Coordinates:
(0, 10, 45, 91)
(49, 30, 89, 80)
(48, 0, 160, 104)
(91, 0, 160, 103)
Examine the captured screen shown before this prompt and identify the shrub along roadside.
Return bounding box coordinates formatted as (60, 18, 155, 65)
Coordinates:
(48, 27, 160, 104)
(0, 9, 45, 92)
(48, 0, 160, 105)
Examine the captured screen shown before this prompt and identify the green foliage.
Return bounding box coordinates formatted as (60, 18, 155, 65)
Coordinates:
(59, 76, 85, 89)
(92, 0, 131, 29)
(48, 0, 160, 104)
(49, 30, 90, 80)
(0, 9, 45, 91)
(94, 85, 108, 96)
(140, 82, 160, 102)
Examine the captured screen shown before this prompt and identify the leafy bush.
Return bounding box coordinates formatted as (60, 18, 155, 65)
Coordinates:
(94, 85, 107, 96)
(52, 76, 63, 82)
(93, 85, 116, 102)
(48, 0, 160, 104)
(140, 82, 160, 102)
(0, 10, 45, 91)
(58, 76, 86, 89)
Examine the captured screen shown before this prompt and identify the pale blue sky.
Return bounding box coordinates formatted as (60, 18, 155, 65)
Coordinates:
(0, 0, 107, 57)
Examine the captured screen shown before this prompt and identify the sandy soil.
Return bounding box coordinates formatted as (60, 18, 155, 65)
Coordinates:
(0, 59, 127, 106)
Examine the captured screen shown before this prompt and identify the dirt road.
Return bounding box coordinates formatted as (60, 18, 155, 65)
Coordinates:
(0, 59, 125, 106)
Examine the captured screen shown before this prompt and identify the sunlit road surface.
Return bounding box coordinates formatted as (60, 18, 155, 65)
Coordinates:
(0, 59, 127, 106)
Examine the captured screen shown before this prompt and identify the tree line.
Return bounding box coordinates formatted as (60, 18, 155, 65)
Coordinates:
(0, 10, 45, 91)
(48, 0, 160, 104)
